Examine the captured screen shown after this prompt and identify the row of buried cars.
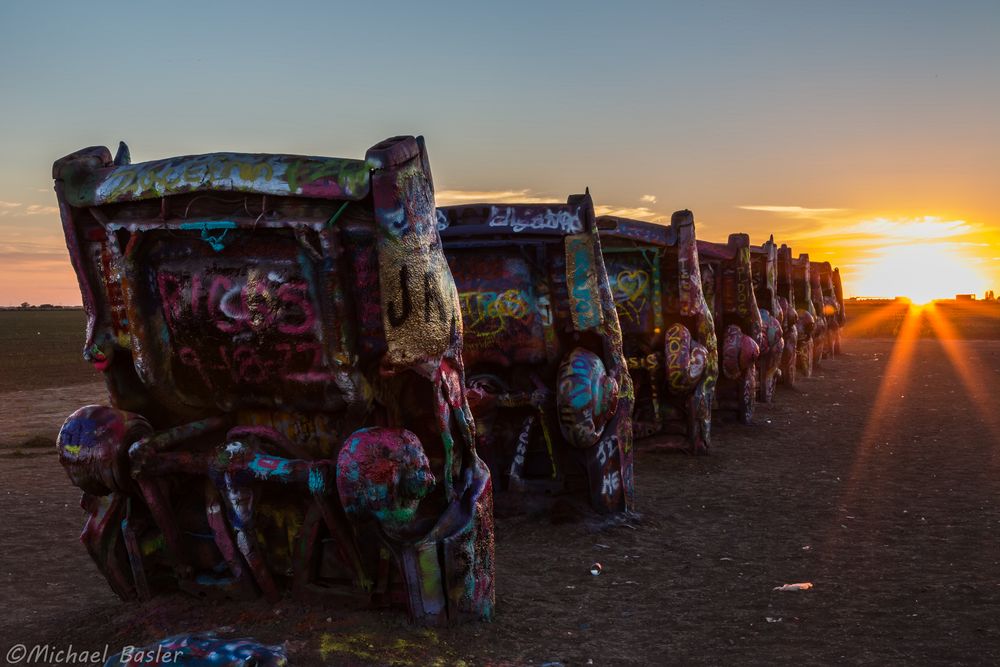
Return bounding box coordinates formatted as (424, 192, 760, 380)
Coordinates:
(51, 136, 845, 625)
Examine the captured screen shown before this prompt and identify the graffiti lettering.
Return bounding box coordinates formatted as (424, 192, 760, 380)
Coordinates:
(387, 266, 413, 328)
(596, 436, 617, 467)
(178, 341, 328, 387)
(158, 271, 316, 336)
(737, 248, 751, 316)
(679, 254, 693, 314)
(459, 289, 536, 337)
(509, 415, 534, 480)
(385, 265, 456, 329)
(487, 206, 583, 234)
(601, 470, 621, 498)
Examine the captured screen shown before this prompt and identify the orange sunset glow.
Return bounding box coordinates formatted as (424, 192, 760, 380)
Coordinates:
(2, 201, 995, 307)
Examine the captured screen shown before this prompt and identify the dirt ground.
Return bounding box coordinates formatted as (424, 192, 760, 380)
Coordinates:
(1, 337, 999, 665)
(0, 383, 106, 449)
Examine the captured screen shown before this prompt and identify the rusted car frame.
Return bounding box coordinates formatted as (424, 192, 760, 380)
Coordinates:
(437, 193, 634, 514)
(832, 267, 846, 354)
(597, 211, 717, 453)
(791, 253, 822, 377)
(697, 235, 762, 424)
(52, 136, 494, 624)
(808, 260, 830, 365)
(750, 236, 785, 402)
(775, 244, 799, 387)
(813, 261, 845, 357)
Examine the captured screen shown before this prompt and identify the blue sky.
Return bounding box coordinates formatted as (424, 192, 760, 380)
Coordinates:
(1, 0, 998, 303)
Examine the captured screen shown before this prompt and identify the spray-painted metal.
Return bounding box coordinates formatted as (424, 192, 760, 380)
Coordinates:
(437, 192, 635, 514)
(697, 235, 763, 424)
(750, 236, 785, 403)
(832, 267, 846, 354)
(775, 244, 799, 387)
(813, 261, 845, 357)
(808, 260, 830, 366)
(597, 211, 717, 453)
(791, 253, 822, 377)
(104, 633, 287, 666)
(52, 136, 494, 624)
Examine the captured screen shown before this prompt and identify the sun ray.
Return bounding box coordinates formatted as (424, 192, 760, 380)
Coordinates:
(839, 300, 909, 338)
(815, 305, 926, 566)
(922, 304, 1000, 455)
(831, 306, 925, 523)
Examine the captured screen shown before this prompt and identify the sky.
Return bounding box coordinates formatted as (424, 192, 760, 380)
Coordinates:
(1, 0, 997, 304)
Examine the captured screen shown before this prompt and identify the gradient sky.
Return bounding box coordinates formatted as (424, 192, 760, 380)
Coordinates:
(1, 0, 997, 304)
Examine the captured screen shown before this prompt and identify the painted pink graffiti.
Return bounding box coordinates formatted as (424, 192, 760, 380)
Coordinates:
(177, 341, 330, 386)
(158, 271, 316, 336)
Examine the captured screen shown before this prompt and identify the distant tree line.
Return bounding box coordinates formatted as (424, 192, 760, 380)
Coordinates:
(2, 302, 84, 310)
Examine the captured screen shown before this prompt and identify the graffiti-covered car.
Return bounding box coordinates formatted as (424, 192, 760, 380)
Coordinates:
(438, 192, 634, 514)
(697, 235, 763, 424)
(52, 136, 494, 624)
(832, 266, 846, 355)
(597, 211, 717, 453)
(749, 236, 785, 402)
(776, 244, 799, 387)
(808, 259, 830, 365)
(791, 253, 822, 377)
(813, 261, 845, 357)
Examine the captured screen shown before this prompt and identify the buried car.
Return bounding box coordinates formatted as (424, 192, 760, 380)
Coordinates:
(811, 260, 833, 359)
(813, 261, 846, 357)
(52, 136, 494, 624)
(596, 211, 718, 453)
(749, 236, 785, 403)
(437, 192, 635, 514)
(809, 259, 831, 365)
(775, 244, 799, 387)
(832, 266, 846, 354)
(697, 235, 763, 424)
(791, 253, 823, 377)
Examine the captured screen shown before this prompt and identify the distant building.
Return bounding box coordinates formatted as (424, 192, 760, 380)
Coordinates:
(955, 294, 976, 301)
(844, 296, 906, 303)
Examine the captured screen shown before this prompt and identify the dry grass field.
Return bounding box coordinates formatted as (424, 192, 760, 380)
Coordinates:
(1, 310, 999, 665)
(0, 310, 99, 394)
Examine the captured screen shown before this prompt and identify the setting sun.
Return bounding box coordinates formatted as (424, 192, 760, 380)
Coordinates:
(852, 244, 986, 304)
